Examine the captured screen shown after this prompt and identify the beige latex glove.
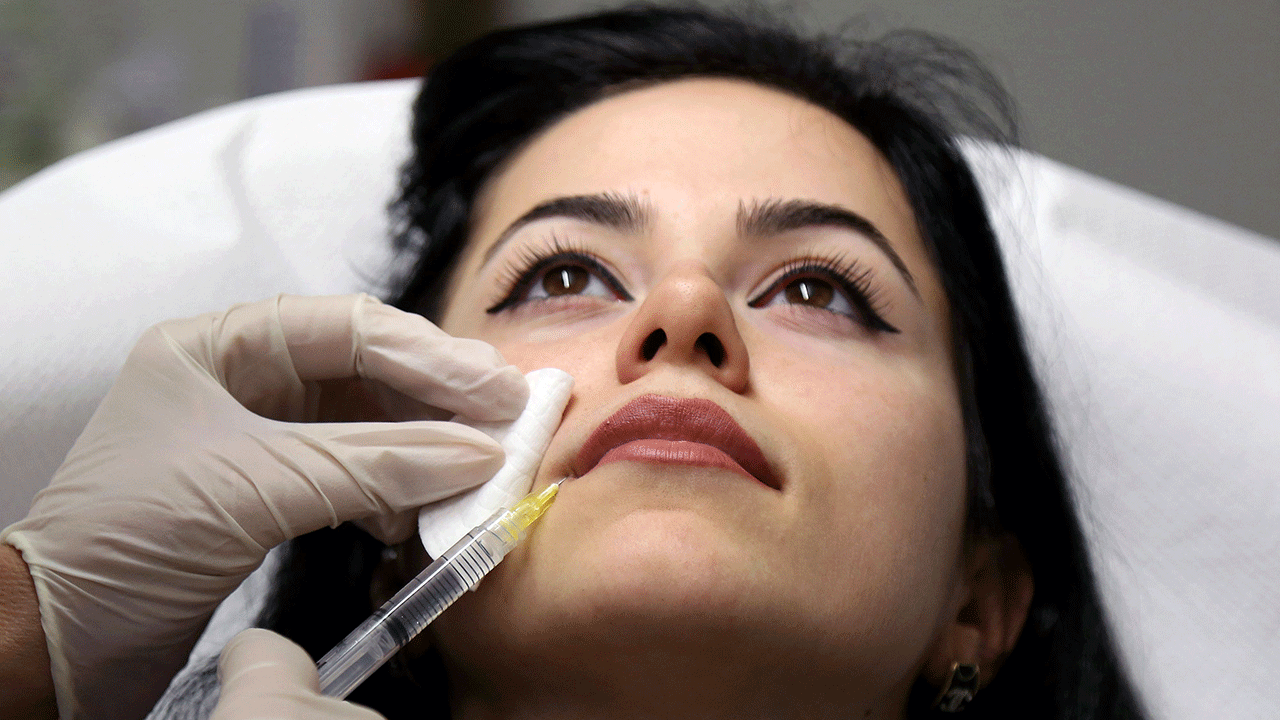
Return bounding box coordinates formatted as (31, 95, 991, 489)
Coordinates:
(212, 629, 385, 720)
(1, 294, 527, 720)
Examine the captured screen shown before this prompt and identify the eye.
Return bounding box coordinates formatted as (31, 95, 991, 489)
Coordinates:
(752, 275, 858, 318)
(487, 249, 632, 314)
(527, 263, 613, 301)
(777, 277, 851, 314)
(748, 260, 899, 334)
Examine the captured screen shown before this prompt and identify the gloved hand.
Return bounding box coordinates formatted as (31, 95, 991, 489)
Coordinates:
(1, 294, 527, 720)
(212, 629, 385, 720)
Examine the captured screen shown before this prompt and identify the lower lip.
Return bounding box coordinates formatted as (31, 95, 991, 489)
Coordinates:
(596, 439, 757, 482)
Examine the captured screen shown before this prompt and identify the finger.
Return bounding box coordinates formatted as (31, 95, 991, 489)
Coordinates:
(307, 419, 508, 509)
(348, 296, 529, 421)
(279, 294, 531, 421)
(309, 377, 454, 424)
(159, 294, 526, 422)
(151, 297, 308, 421)
(235, 419, 506, 546)
(218, 629, 319, 694)
(273, 294, 363, 381)
(214, 630, 388, 720)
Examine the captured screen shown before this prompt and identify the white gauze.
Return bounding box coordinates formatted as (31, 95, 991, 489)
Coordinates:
(417, 368, 573, 558)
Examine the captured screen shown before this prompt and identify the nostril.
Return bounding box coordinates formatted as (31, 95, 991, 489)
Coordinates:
(641, 329, 666, 361)
(697, 332, 725, 367)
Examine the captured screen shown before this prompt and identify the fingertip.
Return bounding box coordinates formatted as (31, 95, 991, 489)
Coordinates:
(479, 364, 532, 419)
(218, 628, 319, 691)
(354, 307, 532, 420)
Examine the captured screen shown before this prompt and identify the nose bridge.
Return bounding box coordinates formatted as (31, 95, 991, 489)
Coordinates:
(615, 260, 750, 392)
(662, 260, 722, 315)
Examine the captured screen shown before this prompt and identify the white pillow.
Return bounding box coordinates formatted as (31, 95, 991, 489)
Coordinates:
(2, 81, 1277, 720)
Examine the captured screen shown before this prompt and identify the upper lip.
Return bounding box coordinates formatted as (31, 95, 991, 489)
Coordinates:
(573, 394, 780, 490)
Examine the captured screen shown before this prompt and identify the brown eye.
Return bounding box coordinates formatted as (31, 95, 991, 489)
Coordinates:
(783, 278, 834, 308)
(487, 250, 633, 314)
(751, 273, 860, 324)
(746, 261, 900, 334)
(542, 265, 591, 296)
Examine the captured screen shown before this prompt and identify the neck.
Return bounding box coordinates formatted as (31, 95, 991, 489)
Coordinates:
(439, 639, 906, 720)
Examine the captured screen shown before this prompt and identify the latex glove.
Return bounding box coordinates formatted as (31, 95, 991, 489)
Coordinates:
(1, 294, 527, 720)
(212, 629, 385, 720)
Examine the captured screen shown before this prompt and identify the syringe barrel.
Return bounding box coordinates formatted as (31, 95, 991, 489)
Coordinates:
(316, 512, 517, 698)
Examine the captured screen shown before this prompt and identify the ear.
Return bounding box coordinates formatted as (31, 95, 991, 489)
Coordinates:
(923, 533, 1034, 689)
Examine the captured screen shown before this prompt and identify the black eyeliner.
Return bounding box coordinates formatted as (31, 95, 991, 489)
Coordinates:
(748, 256, 899, 334)
(486, 242, 632, 314)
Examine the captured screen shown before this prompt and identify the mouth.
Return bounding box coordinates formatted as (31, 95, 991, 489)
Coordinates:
(573, 394, 781, 491)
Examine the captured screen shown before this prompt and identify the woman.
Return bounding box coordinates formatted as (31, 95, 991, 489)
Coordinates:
(3, 5, 1143, 720)
(221, 6, 1143, 719)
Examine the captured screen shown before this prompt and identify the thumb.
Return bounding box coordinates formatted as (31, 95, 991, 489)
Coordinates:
(214, 630, 386, 720)
(218, 629, 320, 695)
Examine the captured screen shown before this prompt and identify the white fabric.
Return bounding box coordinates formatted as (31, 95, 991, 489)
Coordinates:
(966, 143, 1280, 720)
(0, 81, 1277, 720)
(0, 80, 414, 527)
(420, 368, 575, 559)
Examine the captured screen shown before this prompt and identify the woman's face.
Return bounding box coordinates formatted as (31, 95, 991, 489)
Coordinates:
(432, 78, 971, 714)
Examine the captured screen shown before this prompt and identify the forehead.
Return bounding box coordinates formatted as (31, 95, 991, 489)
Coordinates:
(472, 78, 924, 256)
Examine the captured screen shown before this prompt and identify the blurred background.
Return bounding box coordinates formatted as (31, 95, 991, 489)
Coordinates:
(0, 0, 1275, 240)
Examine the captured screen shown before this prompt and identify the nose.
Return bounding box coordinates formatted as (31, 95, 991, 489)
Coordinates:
(615, 261, 750, 393)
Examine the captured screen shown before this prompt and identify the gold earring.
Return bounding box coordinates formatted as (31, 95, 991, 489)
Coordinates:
(934, 662, 980, 713)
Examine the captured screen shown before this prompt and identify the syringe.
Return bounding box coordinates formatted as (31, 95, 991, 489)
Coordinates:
(316, 481, 562, 698)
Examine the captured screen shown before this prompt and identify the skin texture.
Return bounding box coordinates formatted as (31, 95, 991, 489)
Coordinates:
(0, 544, 56, 720)
(422, 79, 1027, 719)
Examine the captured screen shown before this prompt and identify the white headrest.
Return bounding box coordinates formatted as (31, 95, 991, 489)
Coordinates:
(0, 80, 412, 523)
(967, 144, 1280, 720)
(1, 80, 1276, 720)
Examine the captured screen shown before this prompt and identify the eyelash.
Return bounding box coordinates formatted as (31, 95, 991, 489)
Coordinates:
(746, 254, 899, 334)
(485, 240, 898, 334)
(486, 236, 632, 314)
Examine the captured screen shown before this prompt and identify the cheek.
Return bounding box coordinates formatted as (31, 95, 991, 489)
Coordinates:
(438, 279, 621, 379)
(753, 345, 969, 615)
(458, 325, 617, 386)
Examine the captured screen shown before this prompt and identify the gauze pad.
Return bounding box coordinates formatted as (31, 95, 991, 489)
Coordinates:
(417, 368, 573, 558)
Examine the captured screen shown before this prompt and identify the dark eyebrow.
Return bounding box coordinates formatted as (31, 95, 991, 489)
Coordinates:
(480, 192, 651, 266)
(738, 198, 919, 298)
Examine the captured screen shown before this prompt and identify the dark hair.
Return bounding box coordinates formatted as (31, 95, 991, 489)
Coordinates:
(237, 5, 1145, 720)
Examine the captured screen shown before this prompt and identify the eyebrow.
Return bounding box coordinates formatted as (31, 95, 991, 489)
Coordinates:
(481, 192, 651, 266)
(480, 192, 919, 298)
(738, 198, 919, 297)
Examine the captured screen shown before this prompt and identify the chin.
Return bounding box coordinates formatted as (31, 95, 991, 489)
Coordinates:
(433, 508, 772, 664)
(538, 463, 778, 613)
(559, 508, 761, 618)
(429, 462, 791, 672)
